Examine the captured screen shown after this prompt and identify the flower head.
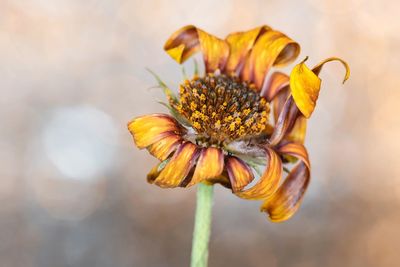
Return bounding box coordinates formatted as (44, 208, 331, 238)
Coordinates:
(128, 25, 349, 222)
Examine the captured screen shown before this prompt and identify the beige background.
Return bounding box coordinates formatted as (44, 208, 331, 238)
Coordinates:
(1, 0, 399, 266)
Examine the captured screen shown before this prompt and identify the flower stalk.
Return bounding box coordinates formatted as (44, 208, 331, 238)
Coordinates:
(191, 183, 214, 267)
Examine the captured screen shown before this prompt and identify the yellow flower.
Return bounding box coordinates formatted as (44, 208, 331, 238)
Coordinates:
(128, 25, 350, 222)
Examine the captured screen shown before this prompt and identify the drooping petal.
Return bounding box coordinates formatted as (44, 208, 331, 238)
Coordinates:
(261, 71, 289, 102)
(147, 159, 170, 184)
(224, 26, 270, 75)
(226, 156, 254, 192)
(290, 57, 350, 118)
(147, 133, 182, 161)
(261, 143, 310, 222)
(188, 147, 224, 187)
(285, 116, 307, 144)
(164, 25, 229, 73)
(154, 142, 200, 188)
(236, 147, 282, 200)
(128, 114, 183, 148)
(241, 30, 300, 90)
(269, 96, 301, 146)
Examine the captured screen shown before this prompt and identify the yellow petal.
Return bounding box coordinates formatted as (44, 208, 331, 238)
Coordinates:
(261, 143, 310, 222)
(241, 30, 300, 90)
(164, 25, 199, 63)
(188, 147, 224, 187)
(147, 133, 182, 161)
(164, 25, 229, 73)
(224, 26, 270, 74)
(290, 57, 350, 118)
(197, 28, 229, 73)
(154, 142, 200, 188)
(236, 147, 282, 200)
(226, 156, 254, 192)
(127, 113, 182, 148)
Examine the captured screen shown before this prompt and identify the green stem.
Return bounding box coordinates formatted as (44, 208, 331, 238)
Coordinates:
(190, 183, 214, 267)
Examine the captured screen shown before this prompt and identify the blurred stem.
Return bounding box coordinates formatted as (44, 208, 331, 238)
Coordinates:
(190, 183, 214, 267)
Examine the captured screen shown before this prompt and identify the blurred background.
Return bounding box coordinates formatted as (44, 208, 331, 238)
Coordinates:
(1, 0, 399, 266)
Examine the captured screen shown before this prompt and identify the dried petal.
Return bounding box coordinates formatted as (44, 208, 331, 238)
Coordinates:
(261, 143, 310, 222)
(290, 57, 350, 118)
(188, 147, 224, 187)
(226, 156, 254, 192)
(164, 25, 229, 73)
(236, 147, 282, 200)
(154, 142, 200, 188)
(224, 26, 270, 74)
(147, 133, 182, 161)
(128, 114, 182, 148)
(241, 30, 300, 90)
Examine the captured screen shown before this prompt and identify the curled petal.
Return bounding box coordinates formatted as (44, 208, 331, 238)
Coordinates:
(224, 26, 270, 74)
(261, 71, 289, 102)
(269, 96, 300, 146)
(236, 147, 282, 200)
(164, 25, 229, 73)
(128, 114, 183, 148)
(290, 57, 350, 118)
(154, 142, 200, 188)
(312, 57, 350, 83)
(241, 30, 300, 90)
(147, 133, 182, 161)
(262, 143, 310, 222)
(278, 142, 310, 169)
(226, 156, 254, 192)
(188, 147, 224, 187)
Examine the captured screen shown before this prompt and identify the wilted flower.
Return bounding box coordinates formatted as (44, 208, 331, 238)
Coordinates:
(128, 25, 349, 222)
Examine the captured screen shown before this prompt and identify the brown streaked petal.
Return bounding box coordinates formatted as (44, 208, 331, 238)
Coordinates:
(284, 116, 307, 145)
(164, 25, 229, 73)
(127, 113, 183, 148)
(269, 96, 301, 146)
(261, 142, 311, 222)
(261, 163, 309, 222)
(147, 159, 169, 184)
(261, 71, 289, 102)
(147, 133, 182, 161)
(236, 147, 282, 200)
(241, 30, 300, 90)
(290, 57, 350, 118)
(277, 142, 310, 169)
(224, 26, 270, 75)
(226, 156, 254, 192)
(154, 142, 200, 188)
(188, 147, 224, 187)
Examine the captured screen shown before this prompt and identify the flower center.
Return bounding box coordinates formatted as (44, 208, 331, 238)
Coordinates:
(173, 74, 270, 145)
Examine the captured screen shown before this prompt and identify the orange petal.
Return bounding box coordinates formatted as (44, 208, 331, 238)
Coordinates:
(147, 160, 168, 184)
(188, 147, 224, 187)
(224, 26, 270, 75)
(236, 147, 282, 200)
(154, 142, 200, 188)
(127, 113, 182, 148)
(241, 30, 300, 90)
(261, 71, 289, 102)
(147, 133, 182, 161)
(164, 25, 229, 73)
(278, 142, 310, 169)
(290, 57, 350, 118)
(226, 156, 254, 192)
(261, 143, 310, 222)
